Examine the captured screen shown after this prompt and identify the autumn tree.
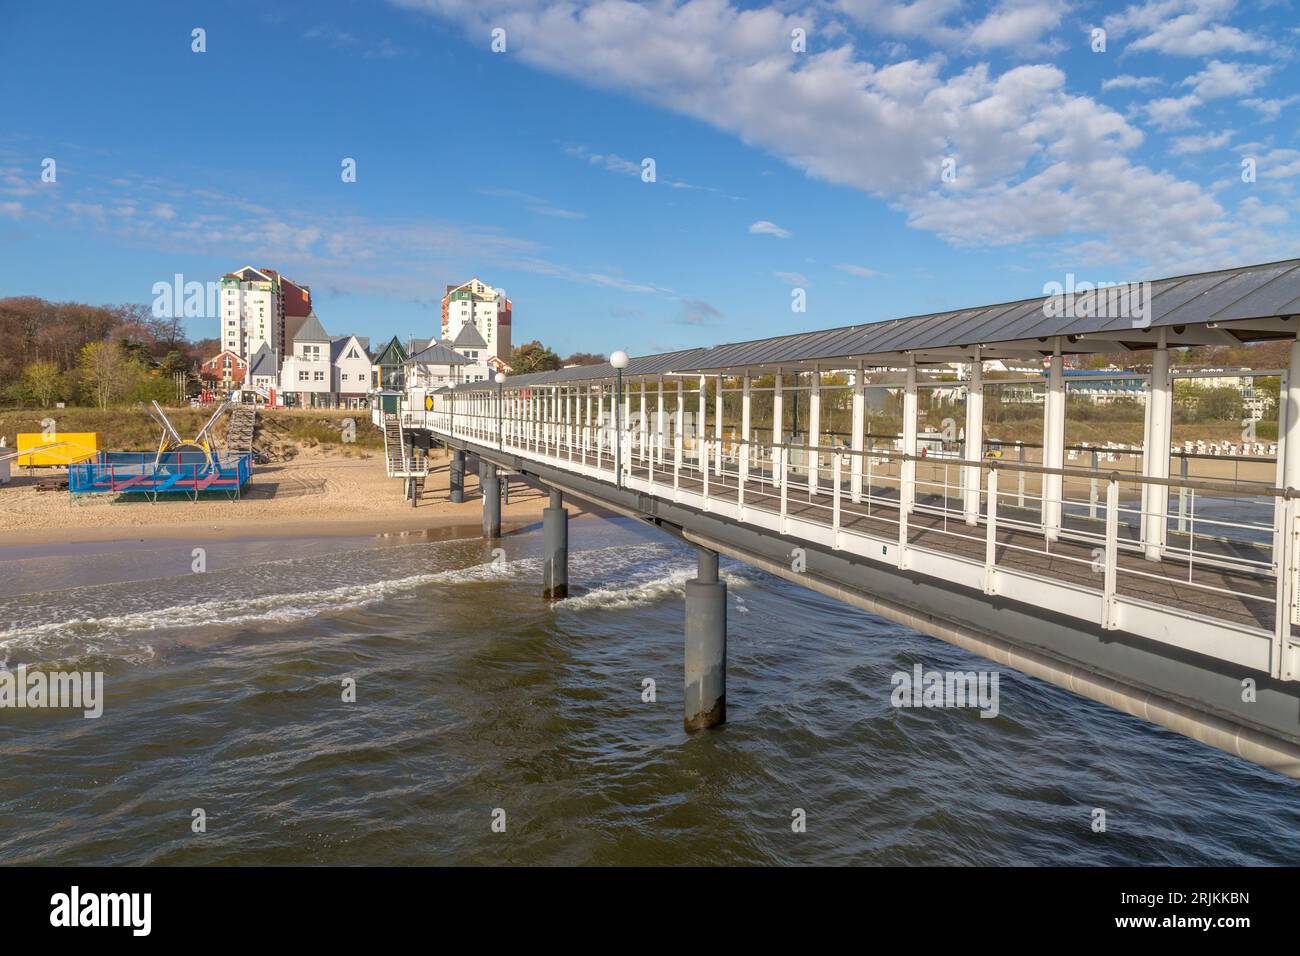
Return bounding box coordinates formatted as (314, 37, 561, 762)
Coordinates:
(78, 342, 138, 409)
(21, 361, 65, 407)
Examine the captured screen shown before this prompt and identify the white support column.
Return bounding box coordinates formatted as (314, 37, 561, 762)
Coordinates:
(639, 379, 648, 466)
(676, 378, 684, 471)
(741, 372, 751, 483)
(656, 378, 665, 466)
(611, 384, 619, 463)
(773, 370, 783, 490)
(714, 374, 723, 476)
(809, 367, 821, 495)
(901, 359, 917, 512)
(1042, 340, 1066, 540)
(584, 385, 592, 459)
(1278, 338, 1300, 491)
(850, 360, 864, 503)
(1272, 337, 1300, 677)
(963, 356, 984, 525)
(1141, 331, 1172, 560)
(698, 375, 707, 471)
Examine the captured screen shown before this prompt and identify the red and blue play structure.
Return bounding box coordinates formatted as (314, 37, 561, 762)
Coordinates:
(68, 451, 252, 501)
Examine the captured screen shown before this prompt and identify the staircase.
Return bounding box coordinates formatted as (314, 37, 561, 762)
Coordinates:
(226, 405, 258, 457)
(383, 415, 406, 476)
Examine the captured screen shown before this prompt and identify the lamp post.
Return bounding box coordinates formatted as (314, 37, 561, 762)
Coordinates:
(611, 350, 629, 487)
(495, 371, 506, 450)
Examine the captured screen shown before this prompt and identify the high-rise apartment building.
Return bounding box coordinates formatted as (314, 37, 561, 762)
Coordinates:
(219, 266, 312, 367)
(440, 278, 512, 364)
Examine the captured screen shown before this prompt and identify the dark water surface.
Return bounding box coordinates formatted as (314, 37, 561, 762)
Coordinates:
(1, 516, 1297, 865)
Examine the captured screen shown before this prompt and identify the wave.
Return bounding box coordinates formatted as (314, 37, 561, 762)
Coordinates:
(554, 566, 753, 612)
(0, 555, 537, 653)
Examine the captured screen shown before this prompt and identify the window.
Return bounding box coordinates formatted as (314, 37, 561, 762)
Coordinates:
(299, 371, 309, 382)
(341, 373, 348, 381)
(314, 371, 325, 381)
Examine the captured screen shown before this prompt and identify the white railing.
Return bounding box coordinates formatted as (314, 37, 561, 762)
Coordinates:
(418, 398, 1297, 681)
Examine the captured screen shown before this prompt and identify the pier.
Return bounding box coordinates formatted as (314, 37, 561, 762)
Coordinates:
(391, 258, 1300, 778)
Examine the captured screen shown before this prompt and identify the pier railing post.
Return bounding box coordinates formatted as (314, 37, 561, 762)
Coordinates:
(1273, 494, 1296, 679)
(1103, 476, 1119, 629)
(702, 441, 711, 508)
(983, 467, 999, 593)
(832, 452, 842, 549)
(674, 426, 682, 498)
(779, 444, 789, 533)
(897, 463, 910, 570)
(684, 546, 726, 731)
(738, 443, 748, 516)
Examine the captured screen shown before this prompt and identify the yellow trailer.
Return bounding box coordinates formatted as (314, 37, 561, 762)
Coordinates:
(16, 432, 99, 467)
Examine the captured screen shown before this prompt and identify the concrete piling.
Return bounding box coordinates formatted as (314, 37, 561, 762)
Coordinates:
(449, 449, 465, 504)
(684, 546, 726, 731)
(543, 488, 568, 600)
(480, 460, 500, 539)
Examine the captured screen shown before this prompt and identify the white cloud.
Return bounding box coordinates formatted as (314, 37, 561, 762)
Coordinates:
(1146, 94, 1202, 130)
(750, 220, 791, 238)
(1103, 0, 1273, 56)
(1101, 75, 1163, 92)
(0, 201, 21, 218)
(774, 270, 809, 285)
(835, 0, 1065, 52)
(965, 0, 1066, 51)
(1242, 95, 1300, 120)
(835, 263, 881, 278)
(1255, 149, 1300, 182)
(302, 24, 404, 58)
(476, 187, 586, 220)
(1182, 60, 1273, 100)
(392, 0, 1293, 271)
(1170, 129, 1235, 154)
(15, 167, 675, 303)
(563, 144, 729, 195)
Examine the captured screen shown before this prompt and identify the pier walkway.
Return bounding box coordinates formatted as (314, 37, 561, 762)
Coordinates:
(393, 258, 1300, 778)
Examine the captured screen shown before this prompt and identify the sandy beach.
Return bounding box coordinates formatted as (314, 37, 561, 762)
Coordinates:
(0, 447, 581, 546)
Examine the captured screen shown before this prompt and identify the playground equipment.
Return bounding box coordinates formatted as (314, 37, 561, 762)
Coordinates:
(68, 401, 253, 502)
(147, 399, 227, 469)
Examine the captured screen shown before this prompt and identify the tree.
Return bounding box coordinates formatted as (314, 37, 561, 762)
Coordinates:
(510, 340, 562, 374)
(127, 368, 174, 405)
(78, 341, 137, 409)
(21, 361, 65, 407)
(564, 351, 606, 366)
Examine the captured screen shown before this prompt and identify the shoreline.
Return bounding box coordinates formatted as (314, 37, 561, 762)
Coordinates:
(0, 448, 599, 549)
(0, 511, 533, 548)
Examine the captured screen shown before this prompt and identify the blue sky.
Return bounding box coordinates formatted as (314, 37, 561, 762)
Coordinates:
(1, 0, 1298, 358)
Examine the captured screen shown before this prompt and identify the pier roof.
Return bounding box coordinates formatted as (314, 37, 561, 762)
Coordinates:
(450, 258, 1300, 390)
